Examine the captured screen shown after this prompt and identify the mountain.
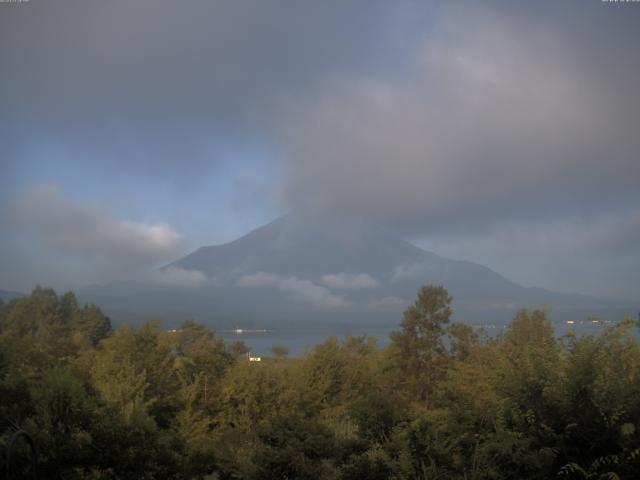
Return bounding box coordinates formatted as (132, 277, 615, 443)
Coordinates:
(0, 289, 25, 303)
(78, 216, 635, 329)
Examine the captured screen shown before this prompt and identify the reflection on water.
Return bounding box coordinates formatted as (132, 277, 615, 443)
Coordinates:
(220, 320, 639, 357)
(220, 327, 391, 357)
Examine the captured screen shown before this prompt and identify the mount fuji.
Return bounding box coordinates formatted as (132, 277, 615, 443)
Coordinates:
(78, 216, 634, 329)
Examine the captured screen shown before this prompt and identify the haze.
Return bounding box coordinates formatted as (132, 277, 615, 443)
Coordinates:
(1, 0, 639, 301)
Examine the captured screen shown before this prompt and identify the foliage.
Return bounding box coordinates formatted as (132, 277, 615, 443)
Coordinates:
(1, 286, 639, 479)
(389, 284, 453, 403)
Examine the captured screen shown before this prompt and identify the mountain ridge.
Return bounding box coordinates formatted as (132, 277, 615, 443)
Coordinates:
(74, 216, 635, 328)
(0, 289, 25, 303)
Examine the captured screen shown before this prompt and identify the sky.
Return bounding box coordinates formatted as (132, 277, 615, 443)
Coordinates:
(1, 0, 639, 300)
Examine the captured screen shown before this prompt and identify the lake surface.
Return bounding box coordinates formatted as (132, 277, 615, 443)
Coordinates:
(220, 321, 638, 357)
(220, 327, 393, 357)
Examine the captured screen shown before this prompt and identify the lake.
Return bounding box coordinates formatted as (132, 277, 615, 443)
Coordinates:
(220, 320, 638, 357)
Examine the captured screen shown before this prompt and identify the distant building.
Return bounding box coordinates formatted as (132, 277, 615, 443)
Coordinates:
(246, 352, 262, 362)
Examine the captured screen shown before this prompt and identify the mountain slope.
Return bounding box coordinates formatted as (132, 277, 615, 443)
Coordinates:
(0, 289, 25, 303)
(79, 216, 634, 327)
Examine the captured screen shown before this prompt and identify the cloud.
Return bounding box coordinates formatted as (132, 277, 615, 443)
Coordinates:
(420, 209, 640, 263)
(237, 271, 347, 308)
(392, 263, 432, 283)
(153, 267, 210, 288)
(1, 1, 639, 300)
(367, 296, 406, 309)
(0, 0, 418, 182)
(7, 185, 184, 273)
(417, 209, 640, 299)
(279, 3, 640, 232)
(320, 272, 380, 289)
(236, 272, 282, 288)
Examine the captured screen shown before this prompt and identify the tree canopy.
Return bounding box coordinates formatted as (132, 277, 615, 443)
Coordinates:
(1, 285, 639, 479)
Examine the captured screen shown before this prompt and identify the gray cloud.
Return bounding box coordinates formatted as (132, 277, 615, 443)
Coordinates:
(1, 1, 639, 300)
(0, 0, 420, 181)
(152, 267, 210, 288)
(279, 3, 640, 231)
(417, 208, 640, 300)
(392, 263, 433, 284)
(237, 272, 347, 308)
(320, 273, 380, 290)
(367, 296, 406, 309)
(6, 186, 184, 274)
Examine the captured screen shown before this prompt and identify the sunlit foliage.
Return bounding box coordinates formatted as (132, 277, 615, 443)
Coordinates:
(1, 286, 638, 479)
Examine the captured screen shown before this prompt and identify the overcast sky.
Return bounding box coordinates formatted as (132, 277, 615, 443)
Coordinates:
(1, 0, 639, 299)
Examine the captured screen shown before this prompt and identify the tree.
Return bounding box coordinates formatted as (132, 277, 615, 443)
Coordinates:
(29, 367, 94, 477)
(270, 345, 290, 359)
(252, 413, 337, 480)
(70, 303, 112, 348)
(504, 308, 554, 349)
(447, 322, 478, 361)
(390, 284, 452, 402)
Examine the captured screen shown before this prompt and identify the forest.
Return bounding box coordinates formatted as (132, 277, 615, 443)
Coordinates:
(1, 286, 639, 479)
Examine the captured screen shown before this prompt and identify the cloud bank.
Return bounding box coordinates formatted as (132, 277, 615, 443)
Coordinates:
(237, 272, 346, 308)
(153, 267, 209, 288)
(1, 1, 639, 299)
(279, 4, 640, 232)
(418, 209, 640, 299)
(320, 273, 380, 290)
(0, 0, 417, 181)
(6, 186, 184, 275)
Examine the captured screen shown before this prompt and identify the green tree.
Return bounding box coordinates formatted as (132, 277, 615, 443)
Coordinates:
(504, 308, 554, 349)
(390, 284, 452, 402)
(252, 413, 338, 480)
(28, 368, 95, 478)
(270, 345, 290, 359)
(447, 322, 479, 361)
